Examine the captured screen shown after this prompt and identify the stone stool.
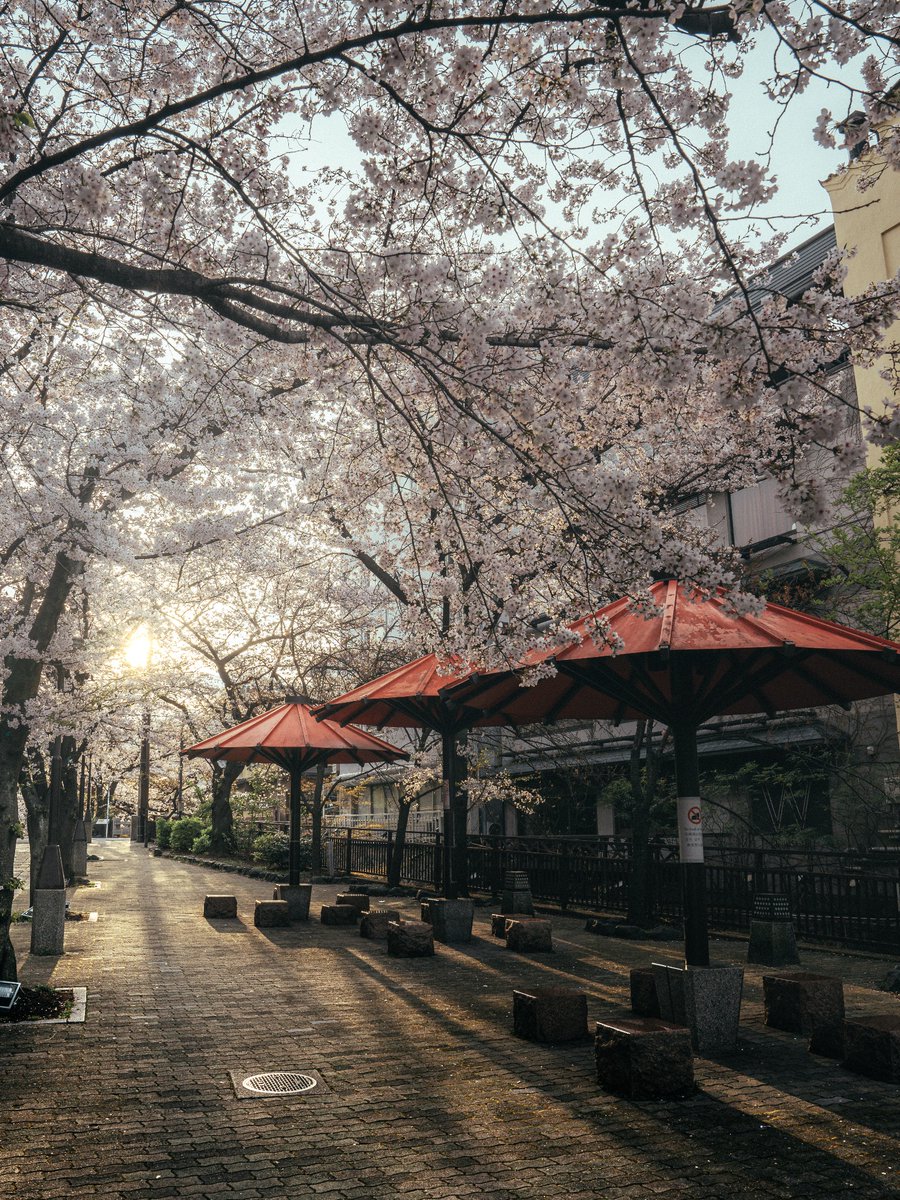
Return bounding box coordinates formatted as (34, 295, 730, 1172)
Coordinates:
(360, 909, 403, 939)
(842, 1014, 900, 1082)
(595, 1017, 695, 1100)
(420, 899, 435, 923)
(254, 900, 290, 928)
(336, 893, 370, 916)
(630, 967, 661, 1018)
(506, 917, 553, 953)
(203, 895, 237, 919)
(320, 904, 357, 926)
(763, 972, 844, 1052)
(514, 987, 588, 1043)
(387, 919, 435, 957)
(490, 913, 508, 937)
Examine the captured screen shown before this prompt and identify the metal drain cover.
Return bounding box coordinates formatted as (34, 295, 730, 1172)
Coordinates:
(229, 1068, 328, 1100)
(242, 1071, 317, 1095)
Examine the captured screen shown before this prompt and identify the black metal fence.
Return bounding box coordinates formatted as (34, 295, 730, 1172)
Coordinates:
(325, 830, 900, 953)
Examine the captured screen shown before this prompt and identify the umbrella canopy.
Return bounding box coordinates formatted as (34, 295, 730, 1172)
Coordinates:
(315, 655, 508, 898)
(446, 581, 900, 966)
(314, 653, 506, 732)
(446, 580, 900, 726)
(183, 698, 408, 885)
(183, 697, 409, 771)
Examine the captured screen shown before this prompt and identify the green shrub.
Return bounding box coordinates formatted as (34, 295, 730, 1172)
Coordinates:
(155, 818, 171, 850)
(170, 816, 205, 853)
(192, 829, 212, 855)
(251, 830, 292, 870)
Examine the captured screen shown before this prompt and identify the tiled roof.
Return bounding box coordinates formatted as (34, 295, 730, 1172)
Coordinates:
(747, 225, 837, 306)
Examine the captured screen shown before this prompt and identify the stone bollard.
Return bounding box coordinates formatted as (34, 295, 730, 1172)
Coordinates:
(273, 884, 312, 921)
(71, 820, 88, 878)
(83, 818, 93, 844)
(31, 845, 66, 956)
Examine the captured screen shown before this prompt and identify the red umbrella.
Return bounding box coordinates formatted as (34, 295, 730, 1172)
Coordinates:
(183, 698, 408, 885)
(315, 655, 507, 896)
(446, 581, 900, 964)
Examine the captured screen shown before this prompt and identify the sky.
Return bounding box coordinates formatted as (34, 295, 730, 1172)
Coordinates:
(286, 23, 874, 262)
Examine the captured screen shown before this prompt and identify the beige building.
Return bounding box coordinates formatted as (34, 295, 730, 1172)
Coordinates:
(822, 102, 900, 460)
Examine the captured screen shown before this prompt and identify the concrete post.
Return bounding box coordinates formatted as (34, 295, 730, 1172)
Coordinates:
(31, 845, 66, 956)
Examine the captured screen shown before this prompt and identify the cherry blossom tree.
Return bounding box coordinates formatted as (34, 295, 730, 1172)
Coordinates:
(0, 297, 305, 977)
(2, 1, 899, 975)
(151, 534, 405, 852)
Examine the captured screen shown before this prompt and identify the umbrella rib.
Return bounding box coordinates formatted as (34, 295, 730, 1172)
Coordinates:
(555, 660, 668, 724)
(540, 677, 585, 724)
(692, 651, 809, 722)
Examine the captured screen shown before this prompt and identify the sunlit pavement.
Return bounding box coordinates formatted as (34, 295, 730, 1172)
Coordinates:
(3, 840, 899, 1200)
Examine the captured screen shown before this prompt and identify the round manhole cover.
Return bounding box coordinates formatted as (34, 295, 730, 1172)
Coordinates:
(241, 1072, 318, 1096)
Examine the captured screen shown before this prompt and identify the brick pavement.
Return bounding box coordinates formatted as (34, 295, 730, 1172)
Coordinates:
(2, 841, 899, 1200)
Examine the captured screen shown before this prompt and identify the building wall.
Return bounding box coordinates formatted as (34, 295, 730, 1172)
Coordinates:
(822, 110, 900, 457)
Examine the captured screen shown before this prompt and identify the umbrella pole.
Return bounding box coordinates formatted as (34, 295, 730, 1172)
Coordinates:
(441, 730, 457, 900)
(672, 721, 710, 967)
(289, 768, 302, 888)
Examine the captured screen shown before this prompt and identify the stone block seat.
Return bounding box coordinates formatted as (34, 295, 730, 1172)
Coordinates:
(513, 987, 588, 1043)
(842, 1014, 900, 1083)
(387, 918, 435, 957)
(763, 971, 844, 1053)
(505, 917, 553, 953)
(320, 903, 357, 926)
(203, 895, 237, 919)
(386, 916, 434, 955)
(359, 909, 403, 939)
(630, 967, 661, 1018)
(253, 900, 290, 928)
(595, 1016, 695, 1100)
(335, 892, 370, 916)
(490, 913, 508, 938)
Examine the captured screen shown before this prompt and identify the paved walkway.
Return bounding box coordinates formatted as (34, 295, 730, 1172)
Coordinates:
(2, 841, 899, 1200)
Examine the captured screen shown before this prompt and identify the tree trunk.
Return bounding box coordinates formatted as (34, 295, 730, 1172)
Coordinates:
(209, 760, 242, 853)
(0, 722, 29, 981)
(388, 799, 414, 888)
(57, 736, 81, 880)
(309, 763, 326, 873)
(0, 546, 85, 980)
(20, 749, 51, 903)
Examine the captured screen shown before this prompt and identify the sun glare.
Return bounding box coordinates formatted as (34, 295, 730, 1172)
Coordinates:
(124, 624, 153, 671)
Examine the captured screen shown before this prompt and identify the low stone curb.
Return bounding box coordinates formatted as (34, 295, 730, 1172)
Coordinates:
(585, 917, 682, 942)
